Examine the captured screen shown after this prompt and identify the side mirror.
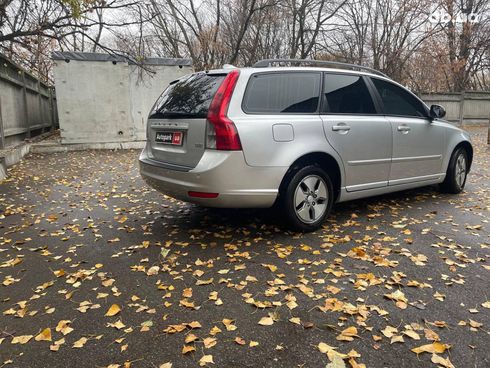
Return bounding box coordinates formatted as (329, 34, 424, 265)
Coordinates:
(429, 104, 446, 120)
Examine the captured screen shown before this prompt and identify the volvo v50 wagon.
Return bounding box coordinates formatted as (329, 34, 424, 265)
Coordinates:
(139, 59, 473, 231)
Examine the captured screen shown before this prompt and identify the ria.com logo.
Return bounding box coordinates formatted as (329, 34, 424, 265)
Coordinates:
(429, 10, 481, 24)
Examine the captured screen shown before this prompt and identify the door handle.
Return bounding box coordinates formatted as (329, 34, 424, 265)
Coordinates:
(332, 125, 351, 132)
(397, 125, 411, 132)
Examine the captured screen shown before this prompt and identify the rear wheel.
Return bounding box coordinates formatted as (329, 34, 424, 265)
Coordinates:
(439, 147, 468, 194)
(280, 165, 334, 232)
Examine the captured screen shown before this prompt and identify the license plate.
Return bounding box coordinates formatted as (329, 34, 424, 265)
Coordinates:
(155, 131, 183, 145)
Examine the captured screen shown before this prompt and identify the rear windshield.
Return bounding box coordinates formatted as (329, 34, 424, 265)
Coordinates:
(150, 73, 225, 119)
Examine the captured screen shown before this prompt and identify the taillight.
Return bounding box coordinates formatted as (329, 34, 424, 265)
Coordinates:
(206, 70, 242, 150)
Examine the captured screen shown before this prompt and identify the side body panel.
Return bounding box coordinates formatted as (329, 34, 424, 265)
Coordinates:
(229, 69, 473, 204)
(320, 115, 392, 191)
(229, 69, 346, 187)
(232, 114, 332, 167)
(338, 121, 472, 203)
(388, 117, 446, 185)
(439, 122, 473, 172)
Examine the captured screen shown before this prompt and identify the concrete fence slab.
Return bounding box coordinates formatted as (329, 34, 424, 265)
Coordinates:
(52, 51, 193, 145)
(421, 92, 490, 126)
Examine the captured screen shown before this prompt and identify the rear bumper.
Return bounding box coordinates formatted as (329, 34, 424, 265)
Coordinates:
(139, 145, 286, 208)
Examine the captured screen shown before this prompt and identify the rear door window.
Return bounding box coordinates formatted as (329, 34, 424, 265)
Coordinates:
(150, 72, 225, 119)
(242, 72, 321, 113)
(322, 73, 376, 114)
(371, 78, 428, 117)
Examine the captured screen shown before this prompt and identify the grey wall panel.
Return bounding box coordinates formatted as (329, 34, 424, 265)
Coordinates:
(53, 54, 192, 144)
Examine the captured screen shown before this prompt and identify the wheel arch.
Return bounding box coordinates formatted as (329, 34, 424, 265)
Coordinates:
(453, 141, 473, 172)
(277, 152, 343, 202)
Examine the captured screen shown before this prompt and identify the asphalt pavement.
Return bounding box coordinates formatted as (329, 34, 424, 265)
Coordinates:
(0, 128, 489, 368)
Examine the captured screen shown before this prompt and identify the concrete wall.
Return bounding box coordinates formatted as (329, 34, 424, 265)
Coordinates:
(128, 65, 192, 141)
(0, 54, 57, 149)
(53, 52, 192, 144)
(421, 92, 490, 126)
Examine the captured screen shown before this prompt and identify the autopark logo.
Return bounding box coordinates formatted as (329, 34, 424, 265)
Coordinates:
(429, 10, 481, 24)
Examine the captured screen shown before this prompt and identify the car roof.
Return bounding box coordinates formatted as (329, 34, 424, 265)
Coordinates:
(247, 66, 386, 78)
(205, 65, 389, 80)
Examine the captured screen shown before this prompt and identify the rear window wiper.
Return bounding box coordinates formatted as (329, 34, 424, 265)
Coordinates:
(153, 110, 205, 119)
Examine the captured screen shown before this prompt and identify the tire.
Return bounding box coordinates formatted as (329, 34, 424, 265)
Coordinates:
(439, 147, 468, 194)
(279, 165, 334, 232)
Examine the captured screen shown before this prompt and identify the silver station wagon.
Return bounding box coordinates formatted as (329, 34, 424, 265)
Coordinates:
(139, 59, 473, 231)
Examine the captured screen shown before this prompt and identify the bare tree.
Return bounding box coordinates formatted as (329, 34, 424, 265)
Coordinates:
(1, 0, 489, 90)
(441, 0, 490, 91)
(325, 0, 442, 85)
(0, 0, 145, 81)
(284, 0, 347, 59)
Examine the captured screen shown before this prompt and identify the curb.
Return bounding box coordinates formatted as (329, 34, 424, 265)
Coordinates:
(0, 139, 145, 180)
(30, 141, 146, 153)
(0, 143, 31, 181)
(0, 157, 6, 181)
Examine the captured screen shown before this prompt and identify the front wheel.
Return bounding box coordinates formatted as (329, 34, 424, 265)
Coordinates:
(439, 147, 468, 194)
(280, 165, 334, 232)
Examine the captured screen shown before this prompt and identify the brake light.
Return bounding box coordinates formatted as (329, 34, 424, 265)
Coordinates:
(206, 70, 241, 150)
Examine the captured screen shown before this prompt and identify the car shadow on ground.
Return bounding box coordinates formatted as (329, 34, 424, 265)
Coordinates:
(165, 184, 443, 233)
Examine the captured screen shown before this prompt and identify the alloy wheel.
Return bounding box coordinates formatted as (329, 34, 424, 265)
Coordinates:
(294, 175, 328, 223)
(455, 153, 466, 188)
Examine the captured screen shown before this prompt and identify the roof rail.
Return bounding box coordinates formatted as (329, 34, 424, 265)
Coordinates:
(252, 59, 387, 77)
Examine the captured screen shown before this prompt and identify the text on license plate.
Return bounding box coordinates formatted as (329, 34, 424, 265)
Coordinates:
(155, 131, 183, 145)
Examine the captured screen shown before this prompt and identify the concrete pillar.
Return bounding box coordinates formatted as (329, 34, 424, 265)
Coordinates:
(49, 89, 56, 132)
(21, 71, 30, 139)
(37, 80, 43, 133)
(0, 96, 4, 149)
(458, 92, 465, 127)
(487, 112, 490, 145)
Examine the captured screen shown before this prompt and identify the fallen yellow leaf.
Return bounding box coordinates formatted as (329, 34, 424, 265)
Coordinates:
(258, 316, 274, 326)
(182, 288, 193, 298)
(196, 278, 213, 285)
(403, 330, 420, 340)
(108, 320, 126, 330)
(56, 320, 73, 335)
(35, 328, 52, 342)
(384, 290, 408, 309)
(336, 326, 358, 341)
(326, 354, 346, 368)
(182, 345, 196, 354)
(147, 266, 160, 276)
(11, 335, 33, 344)
(469, 319, 482, 328)
(235, 336, 246, 345)
(72, 337, 88, 348)
(318, 342, 347, 362)
(381, 326, 398, 338)
(199, 355, 214, 366)
(50, 337, 65, 352)
(187, 321, 202, 329)
(105, 304, 121, 317)
(411, 342, 449, 355)
(390, 335, 404, 344)
(431, 354, 455, 368)
(185, 333, 198, 343)
(203, 337, 217, 349)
